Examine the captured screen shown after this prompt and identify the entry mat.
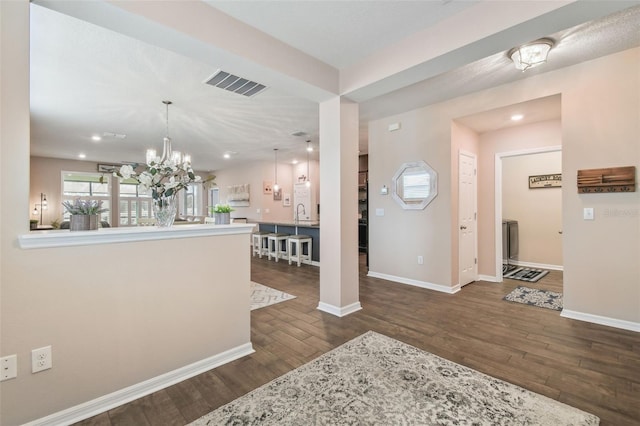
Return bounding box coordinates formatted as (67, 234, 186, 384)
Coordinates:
(504, 267, 549, 283)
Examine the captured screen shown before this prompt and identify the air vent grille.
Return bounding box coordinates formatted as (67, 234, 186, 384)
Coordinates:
(204, 70, 267, 97)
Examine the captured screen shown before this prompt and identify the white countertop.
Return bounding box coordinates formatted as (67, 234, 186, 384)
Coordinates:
(18, 223, 256, 249)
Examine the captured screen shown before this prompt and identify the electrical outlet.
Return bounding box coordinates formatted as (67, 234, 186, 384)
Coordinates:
(32, 346, 52, 373)
(417, 256, 424, 265)
(1, 355, 17, 381)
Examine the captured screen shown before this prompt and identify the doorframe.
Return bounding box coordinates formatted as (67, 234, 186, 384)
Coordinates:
(494, 145, 562, 281)
(458, 149, 478, 286)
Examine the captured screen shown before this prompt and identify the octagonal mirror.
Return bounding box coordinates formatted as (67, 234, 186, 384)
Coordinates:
(391, 161, 438, 210)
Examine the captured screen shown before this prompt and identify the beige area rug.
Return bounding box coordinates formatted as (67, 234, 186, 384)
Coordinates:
(190, 331, 599, 425)
(250, 282, 295, 311)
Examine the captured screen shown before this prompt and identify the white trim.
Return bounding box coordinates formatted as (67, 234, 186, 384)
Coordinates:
(494, 145, 562, 282)
(458, 149, 478, 286)
(561, 309, 640, 333)
(23, 342, 255, 426)
(317, 301, 362, 317)
(479, 274, 499, 282)
(367, 271, 460, 294)
(510, 260, 563, 271)
(19, 223, 255, 249)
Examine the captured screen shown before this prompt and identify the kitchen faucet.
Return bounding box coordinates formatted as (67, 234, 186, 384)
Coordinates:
(295, 203, 306, 222)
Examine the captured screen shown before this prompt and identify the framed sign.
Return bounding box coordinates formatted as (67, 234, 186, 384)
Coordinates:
(529, 174, 561, 189)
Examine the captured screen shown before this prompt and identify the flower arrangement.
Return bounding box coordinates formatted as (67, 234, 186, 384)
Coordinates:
(211, 204, 234, 214)
(62, 199, 109, 215)
(113, 159, 205, 200)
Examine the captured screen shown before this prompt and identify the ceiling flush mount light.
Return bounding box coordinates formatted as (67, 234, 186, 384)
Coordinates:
(146, 101, 190, 165)
(273, 148, 279, 191)
(508, 38, 554, 72)
(511, 114, 524, 121)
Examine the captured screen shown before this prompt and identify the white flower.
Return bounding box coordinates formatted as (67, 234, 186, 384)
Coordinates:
(119, 164, 134, 179)
(138, 172, 153, 186)
(165, 177, 180, 190)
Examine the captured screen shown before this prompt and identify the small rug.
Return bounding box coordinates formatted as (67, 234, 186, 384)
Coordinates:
(503, 267, 549, 282)
(504, 286, 563, 311)
(189, 331, 598, 425)
(250, 282, 295, 311)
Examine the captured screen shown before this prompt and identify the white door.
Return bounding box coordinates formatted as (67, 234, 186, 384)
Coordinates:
(459, 151, 477, 286)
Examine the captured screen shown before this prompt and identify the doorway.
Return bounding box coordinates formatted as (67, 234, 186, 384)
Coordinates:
(495, 146, 563, 282)
(458, 150, 477, 286)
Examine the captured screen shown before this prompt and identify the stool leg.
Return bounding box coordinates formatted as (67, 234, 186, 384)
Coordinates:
(288, 239, 293, 265)
(297, 241, 302, 267)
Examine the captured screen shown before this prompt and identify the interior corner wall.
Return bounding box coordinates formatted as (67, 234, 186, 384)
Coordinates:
(368, 47, 639, 327)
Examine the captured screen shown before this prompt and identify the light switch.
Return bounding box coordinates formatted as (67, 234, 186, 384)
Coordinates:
(583, 207, 594, 220)
(376, 208, 384, 217)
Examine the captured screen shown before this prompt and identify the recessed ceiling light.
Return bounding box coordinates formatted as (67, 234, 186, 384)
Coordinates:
(78, 153, 86, 159)
(91, 135, 101, 141)
(511, 114, 524, 121)
(292, 159, 298, 164)
(223, 153, 231, 159)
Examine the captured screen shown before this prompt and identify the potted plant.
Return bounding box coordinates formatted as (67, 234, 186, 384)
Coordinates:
(62, 199, 108, 231)
(211, 204, 233, 225)
(30, 219, 38, 230)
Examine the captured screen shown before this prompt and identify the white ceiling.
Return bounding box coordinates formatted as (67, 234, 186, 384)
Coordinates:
(29, 1, 640, 172)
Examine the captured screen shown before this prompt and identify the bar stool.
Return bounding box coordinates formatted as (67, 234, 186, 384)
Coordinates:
(288, 234, 312, 266)
(252, 231, 270, 258)
(267, 233, 289, 262)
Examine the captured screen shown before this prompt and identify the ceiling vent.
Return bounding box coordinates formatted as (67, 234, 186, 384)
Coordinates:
(204, 70, 267, 97)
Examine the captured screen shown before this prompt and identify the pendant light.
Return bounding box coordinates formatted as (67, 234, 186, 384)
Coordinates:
(273, 148, 279, 191)
(305, 140, 312, 188)
(146, 100, 189, 165)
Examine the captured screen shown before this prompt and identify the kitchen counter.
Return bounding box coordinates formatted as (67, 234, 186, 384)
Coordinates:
(254, 220, 319, 228)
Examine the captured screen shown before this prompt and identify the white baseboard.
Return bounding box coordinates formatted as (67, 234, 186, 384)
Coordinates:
(510, 260, 563, 271)
(561, 309, 640, 333)
(317, 301, 362, 317)
(478, 274, 499, 282)
(24, 342, 255, 426)
(367, 271, 459, 294)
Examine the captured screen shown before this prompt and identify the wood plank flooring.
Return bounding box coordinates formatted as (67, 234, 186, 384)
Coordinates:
(76, 257, 639, 426)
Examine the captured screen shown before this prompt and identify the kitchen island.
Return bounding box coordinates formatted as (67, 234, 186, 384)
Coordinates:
(256, 221, 320, 263)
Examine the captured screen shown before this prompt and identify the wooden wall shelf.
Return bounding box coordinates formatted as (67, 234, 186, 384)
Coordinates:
(577, 166, 636, 193)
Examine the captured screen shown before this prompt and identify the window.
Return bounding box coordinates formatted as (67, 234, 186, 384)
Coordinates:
(119, 179, 152, 226)
(61, 171, 111, 222)
(179, 183, 203, 216)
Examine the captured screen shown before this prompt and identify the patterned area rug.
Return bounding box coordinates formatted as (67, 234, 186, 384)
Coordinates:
(504, 286, 563, 311)
(250, 282, 295, 311)
(189, 331, 598, 425)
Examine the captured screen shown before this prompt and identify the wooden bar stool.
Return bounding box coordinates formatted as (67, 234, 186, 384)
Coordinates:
(267, 233, 289, 262)
(252, 231, 270, 258)
(288, 234, 312, 266)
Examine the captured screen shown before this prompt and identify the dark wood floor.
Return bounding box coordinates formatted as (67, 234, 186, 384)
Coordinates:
(77, 256, 639, 426)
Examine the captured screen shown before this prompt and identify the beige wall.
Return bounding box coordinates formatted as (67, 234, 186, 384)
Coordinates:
(478, 119, 563, 276)
(212, 159, 319, 222)
(369, 48, 639, 326)
(2, 4, 251, 424)
(502, 150, 562, 267)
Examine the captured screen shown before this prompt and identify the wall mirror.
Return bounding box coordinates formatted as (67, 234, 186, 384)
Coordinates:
(391, 161, 438, 210)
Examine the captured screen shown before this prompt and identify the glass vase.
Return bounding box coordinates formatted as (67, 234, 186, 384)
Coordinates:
(153, 195, 177, 227)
